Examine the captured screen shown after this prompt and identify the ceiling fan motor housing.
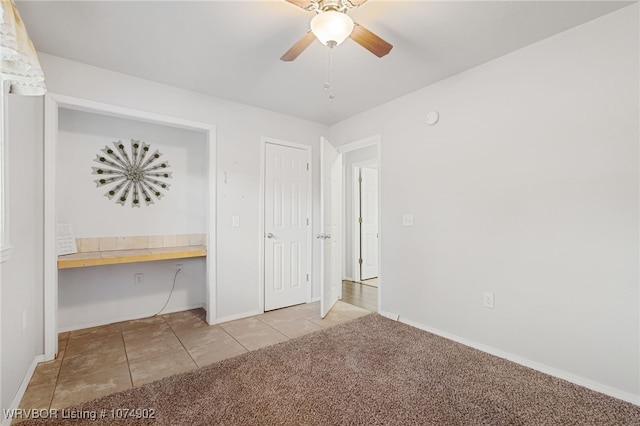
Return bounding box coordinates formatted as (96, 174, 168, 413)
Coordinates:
(318, 0, 341, 11)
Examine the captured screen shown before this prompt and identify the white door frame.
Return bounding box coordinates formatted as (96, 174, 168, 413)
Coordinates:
(351, 160, 377, 282)
(43, 93, 217, 361)
(259, 137, 313, 312)
(337, 134, 381, 313)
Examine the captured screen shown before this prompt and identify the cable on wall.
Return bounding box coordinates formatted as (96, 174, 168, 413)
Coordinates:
(153, 268, 181, 316)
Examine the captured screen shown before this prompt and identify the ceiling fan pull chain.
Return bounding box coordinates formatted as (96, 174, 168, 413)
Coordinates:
(324, 45, 331, 91)
(326, 45, 335, 100)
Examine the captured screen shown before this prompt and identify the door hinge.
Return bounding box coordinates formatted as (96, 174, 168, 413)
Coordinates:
(358, 217, 363, 224)
(306, 163, 310, 171)
(306, 273, 309, 282)
(358, 176, 362, 183)
(306, 218, 309, 226)
(359, 258, 363, 265)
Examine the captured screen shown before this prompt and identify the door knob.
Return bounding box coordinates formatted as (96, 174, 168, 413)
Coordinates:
(316, 234, 323, 239)
(266, 233, 274, 238)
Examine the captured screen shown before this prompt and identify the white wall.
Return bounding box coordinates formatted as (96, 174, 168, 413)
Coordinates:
(39, 53, 328, 322)
(1, 95, 44, 411)
(58, 259, 205, 331)
(342, 145, 378, 280)
(57, 108, 207, 236)
(330, 5, 639, 400)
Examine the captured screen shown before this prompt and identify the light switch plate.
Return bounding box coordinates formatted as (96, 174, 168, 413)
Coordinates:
(402, 214, 414, 227)
(232, 216, 240, 227)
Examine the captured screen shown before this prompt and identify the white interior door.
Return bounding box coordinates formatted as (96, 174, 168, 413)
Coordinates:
(360, 167, 379, 280)
(320, 137, 342, 318)
(264, 142, 310, 311)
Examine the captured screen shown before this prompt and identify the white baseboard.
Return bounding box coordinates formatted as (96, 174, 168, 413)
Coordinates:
(2, 355, 46, 426)
(379, 310, 399, 321)
(215, 309, 262, 324)
(57, 303, 205, 333)
(397, 316, 640, 406)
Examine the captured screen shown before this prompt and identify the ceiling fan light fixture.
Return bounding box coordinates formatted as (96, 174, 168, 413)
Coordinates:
(310, 10, 354, 47)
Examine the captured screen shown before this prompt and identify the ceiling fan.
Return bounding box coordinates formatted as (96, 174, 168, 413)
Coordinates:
(281, 0, 393, 61)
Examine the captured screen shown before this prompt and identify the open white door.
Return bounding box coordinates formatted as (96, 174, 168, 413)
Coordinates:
(320, 137, 342, 318)
(360, 167, 379, 280)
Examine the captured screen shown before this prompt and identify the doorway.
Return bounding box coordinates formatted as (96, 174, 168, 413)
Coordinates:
(337, 136, 381, 313)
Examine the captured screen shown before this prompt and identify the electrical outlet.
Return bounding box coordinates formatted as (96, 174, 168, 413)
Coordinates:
(135, 273, 144, 285)
(483, 292, 495, 309)
(176, 264, 183, 272)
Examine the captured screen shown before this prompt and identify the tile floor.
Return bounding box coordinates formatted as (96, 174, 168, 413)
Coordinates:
(17, 300, 371, 416)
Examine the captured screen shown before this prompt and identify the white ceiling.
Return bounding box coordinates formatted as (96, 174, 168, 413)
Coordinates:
(17, 0, 631, 124)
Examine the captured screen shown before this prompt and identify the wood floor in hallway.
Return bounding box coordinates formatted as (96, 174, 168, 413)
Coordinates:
(341, 280, 378, 312)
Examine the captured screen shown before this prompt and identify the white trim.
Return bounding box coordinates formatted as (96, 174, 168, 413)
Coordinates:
(336, 134, 380, 154)
(259, 137, 313, 313)
(1, 355, 45, 426)
(259, 139, 266, 313)
(379, 310, 399, 321)
(46, 94, 214, 132)
(215, 309, 262, 325)
(43, 93, 217, 359)
(352, 165, 361, 282)
(398, 315, 640, 406)
(205, 118, 217, 325)
(43, 95, 57, 360)
(0, 81, 11, 263)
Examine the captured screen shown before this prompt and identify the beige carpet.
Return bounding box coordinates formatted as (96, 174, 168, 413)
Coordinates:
(18, 314, 640, 425)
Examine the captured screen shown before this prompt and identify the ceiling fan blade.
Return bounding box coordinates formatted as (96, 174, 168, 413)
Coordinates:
(350, 23, 393, 58)
(347, 0, 369, 6)
(285, 0, 314, 10)
(281, 31, 316, 62)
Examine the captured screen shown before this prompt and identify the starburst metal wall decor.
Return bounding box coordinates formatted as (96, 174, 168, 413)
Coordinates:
(92, 140, 172, 207)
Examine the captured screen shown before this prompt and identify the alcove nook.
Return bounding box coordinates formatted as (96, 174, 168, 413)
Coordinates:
(44, 94, 216, 360)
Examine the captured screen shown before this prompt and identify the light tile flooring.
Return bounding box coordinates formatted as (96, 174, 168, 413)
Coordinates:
(18, 301, 371, 414)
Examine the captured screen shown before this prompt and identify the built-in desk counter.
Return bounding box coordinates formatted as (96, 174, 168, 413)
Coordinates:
(58, 245, 207, 269)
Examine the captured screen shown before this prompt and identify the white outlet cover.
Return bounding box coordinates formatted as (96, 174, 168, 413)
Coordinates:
(402, 214, 414, 227)
(483, 292, 495, 309)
